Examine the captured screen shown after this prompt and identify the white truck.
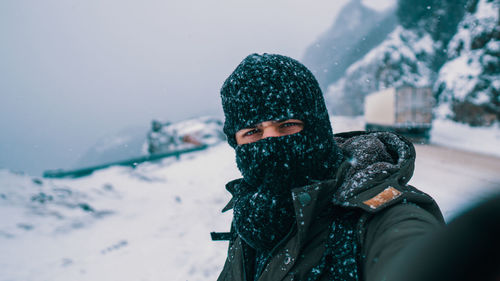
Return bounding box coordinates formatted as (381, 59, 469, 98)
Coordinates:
(364, 86, 434, 142)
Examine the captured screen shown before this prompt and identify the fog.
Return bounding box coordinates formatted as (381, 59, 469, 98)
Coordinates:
(0, 0, 395, 175)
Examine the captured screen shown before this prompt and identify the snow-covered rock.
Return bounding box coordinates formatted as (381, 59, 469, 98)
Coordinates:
(74, 116, 224, 171)
(144, 116, 225, 155)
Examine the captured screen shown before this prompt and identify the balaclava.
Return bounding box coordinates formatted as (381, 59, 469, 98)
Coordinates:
(220, 53, 343, 251)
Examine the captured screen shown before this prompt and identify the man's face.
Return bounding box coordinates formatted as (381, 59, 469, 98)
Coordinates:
(235, 119, 304, 145)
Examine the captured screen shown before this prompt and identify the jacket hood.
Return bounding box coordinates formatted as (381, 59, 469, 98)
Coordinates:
(333, 131, 415, 203)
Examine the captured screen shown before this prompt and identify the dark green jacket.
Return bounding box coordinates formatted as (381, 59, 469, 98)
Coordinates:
(216, 131, 445, 281)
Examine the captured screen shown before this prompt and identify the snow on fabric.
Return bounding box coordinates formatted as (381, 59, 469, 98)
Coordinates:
(334, 132, 412, 199)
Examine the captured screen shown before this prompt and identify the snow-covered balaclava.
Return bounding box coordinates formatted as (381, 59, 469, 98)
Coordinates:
(220, 53, 343, 251)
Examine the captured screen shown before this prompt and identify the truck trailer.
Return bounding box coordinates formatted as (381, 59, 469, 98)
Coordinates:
(364, 86, 434, 142)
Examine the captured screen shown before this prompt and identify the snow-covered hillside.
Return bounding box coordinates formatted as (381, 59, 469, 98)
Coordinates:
(302, 0, 397, 90)
(0, 145, 239, 281)
(435, 0, 500, 126)
(1, 117, 499, 281)
(325, 26, 436, 115)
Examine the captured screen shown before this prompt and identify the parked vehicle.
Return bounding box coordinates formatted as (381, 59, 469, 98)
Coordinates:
(364, 86, 434, 142)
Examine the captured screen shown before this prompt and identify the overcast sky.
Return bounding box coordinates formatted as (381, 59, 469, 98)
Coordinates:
(0, 0, 395, 175)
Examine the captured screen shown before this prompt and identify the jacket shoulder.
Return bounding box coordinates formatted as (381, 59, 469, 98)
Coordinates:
(333, 181, 444, 223)
(361, 202, 444, 281)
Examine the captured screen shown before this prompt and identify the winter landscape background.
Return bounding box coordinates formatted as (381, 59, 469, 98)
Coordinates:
(1, 116, 499, 281)
(1, 0, 499, 280)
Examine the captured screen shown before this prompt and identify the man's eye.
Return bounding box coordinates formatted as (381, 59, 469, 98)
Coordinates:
(244, 129, 260, 137)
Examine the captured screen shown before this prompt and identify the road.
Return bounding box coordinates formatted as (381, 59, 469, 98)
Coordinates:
(411, 144, 500, 220)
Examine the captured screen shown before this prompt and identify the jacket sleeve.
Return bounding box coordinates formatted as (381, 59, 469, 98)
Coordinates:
(361, 203, 443, 281)
(365, 194, 500, 281)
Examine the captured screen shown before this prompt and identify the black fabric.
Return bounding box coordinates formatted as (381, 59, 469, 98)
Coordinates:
(384, 194, 500, 281)
(305, 208, 361, 281)
(220, 53, 337, 150)
(254, 249, 271, 281)
(210, 231, 233, 241)
(221, 53, 343, 253)
(333, 131, 415, 202)
(235, 131, 342, 189)
(227, 179, 296, 251)
(339, 134, 395, 178)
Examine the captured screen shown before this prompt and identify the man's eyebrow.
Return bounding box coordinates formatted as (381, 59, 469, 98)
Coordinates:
(246, 121, 276, 128)
(243, 123, 258, 129)
(280, 119, 302, 122)
(239, 124, 260, 131)
(244, 119, 299, 129)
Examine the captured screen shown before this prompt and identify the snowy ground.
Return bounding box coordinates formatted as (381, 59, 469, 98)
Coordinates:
(0, 146, 239, 281)
(0, 117, 499, 281)
(431, 119, 500, 158)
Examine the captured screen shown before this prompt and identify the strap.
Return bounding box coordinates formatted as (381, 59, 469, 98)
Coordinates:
(210, 231, 233, 241)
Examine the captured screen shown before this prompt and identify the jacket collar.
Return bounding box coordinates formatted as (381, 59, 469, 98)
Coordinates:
(255, 179, 339, 281)
(222, 177, 339, 248)
(333, 131, 416, 200)
(290, 178, 338, 245)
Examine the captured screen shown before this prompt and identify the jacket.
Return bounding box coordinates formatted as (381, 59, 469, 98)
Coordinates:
(215, 131, 445, 281)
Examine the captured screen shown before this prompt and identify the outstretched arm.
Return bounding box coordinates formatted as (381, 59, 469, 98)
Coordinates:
(363, 195, 500, 281)
(362, 203, 442, 281)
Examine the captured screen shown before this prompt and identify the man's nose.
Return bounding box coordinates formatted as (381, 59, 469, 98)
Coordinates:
(262, 127, 281, 139)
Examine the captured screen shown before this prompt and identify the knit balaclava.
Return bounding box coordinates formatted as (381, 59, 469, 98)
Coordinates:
(220, 53, 343, 251)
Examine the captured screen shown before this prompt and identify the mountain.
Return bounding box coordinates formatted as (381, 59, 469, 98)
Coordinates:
(325, 26, 436, 115)
(74, 126, 148, 169)
(302, 0, 398, 91)
(308, 0, 499, 126)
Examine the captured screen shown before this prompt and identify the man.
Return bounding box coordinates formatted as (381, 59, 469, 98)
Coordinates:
(213, 53, 444, 281)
